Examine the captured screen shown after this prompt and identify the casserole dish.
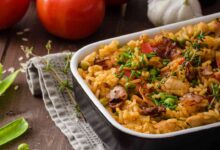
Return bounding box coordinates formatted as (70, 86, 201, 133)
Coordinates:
(71, 13, 220, 149)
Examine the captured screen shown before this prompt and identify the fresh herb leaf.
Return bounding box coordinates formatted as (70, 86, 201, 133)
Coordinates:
(148, 68, 161, 83)
(162, 59, 170, 66)
(192, 42, 201, 50)
(119, 65, 124, 71)
(124, 61, 132, 67)
(115, 71, 124, 79)
(125, 82, 136, 90)
(211, 83, 220, 100)
(191, 79, 200, 87)
(183, 49, 201, 67)
(129, 70, 142, 79)
(197, 32, 205, 41)
(146, 52, 156, 59)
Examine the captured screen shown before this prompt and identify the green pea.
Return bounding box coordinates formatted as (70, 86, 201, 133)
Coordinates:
(125, 82, 136, 90)
(18, 143, 29, 150)
(159, 93, 166, 100)
(100, 98, 108, 106)
(164, 98, 176, 105)
(150, 68, 158, 76)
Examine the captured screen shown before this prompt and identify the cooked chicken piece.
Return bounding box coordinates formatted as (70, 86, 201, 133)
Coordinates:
(108, 85, 127, 108)
(154, 119, 183, 133)
(201, 65, 213, 76)
(200, 60, 213, 76)
(162, 76, 190, 96)
(180, 93, 209, 114)
(186, 110, 220, 127)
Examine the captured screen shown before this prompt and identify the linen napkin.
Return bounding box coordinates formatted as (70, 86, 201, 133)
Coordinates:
(26, 52, 106, 150)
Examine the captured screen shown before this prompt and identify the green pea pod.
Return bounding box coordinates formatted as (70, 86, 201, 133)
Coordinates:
(0, 118, 29, 146)
(0, 69, 20, 96)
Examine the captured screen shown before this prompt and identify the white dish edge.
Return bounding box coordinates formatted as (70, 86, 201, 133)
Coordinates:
(71, 13, 220, 139)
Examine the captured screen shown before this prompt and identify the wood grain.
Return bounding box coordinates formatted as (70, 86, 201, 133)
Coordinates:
(0, 0, 220, 150)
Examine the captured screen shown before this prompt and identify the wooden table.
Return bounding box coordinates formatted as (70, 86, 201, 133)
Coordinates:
(0, 1, 220, 149)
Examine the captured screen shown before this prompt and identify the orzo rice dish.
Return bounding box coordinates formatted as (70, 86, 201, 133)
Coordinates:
(78, 19, 220, 134)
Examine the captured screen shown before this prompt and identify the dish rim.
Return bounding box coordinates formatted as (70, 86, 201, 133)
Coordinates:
(70, 13, 220, 139)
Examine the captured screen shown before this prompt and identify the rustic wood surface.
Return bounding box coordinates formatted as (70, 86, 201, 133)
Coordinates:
(0, 1, 220, 150)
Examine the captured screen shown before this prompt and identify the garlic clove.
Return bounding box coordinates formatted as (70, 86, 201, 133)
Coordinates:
(147, 0, 202, 26)
(163, 0, 180, 25)
(177, 3, 194, 22)
(147, 0, 172, 26)
(188, 0, 202, 17)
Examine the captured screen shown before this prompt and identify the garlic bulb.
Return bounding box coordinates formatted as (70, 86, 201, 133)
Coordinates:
(147, 0, 202, 26)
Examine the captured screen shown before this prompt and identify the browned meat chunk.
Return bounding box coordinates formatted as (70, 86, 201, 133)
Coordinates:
(108, 85, 127, 108)
(152, 37, 181, 60)
(185, 62, 198, 82)
(140, 106, 166, 116)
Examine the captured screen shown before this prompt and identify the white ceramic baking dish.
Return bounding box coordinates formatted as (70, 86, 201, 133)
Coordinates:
(71, 13, 220, 139)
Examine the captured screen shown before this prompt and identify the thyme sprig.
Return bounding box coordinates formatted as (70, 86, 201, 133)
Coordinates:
(21, 41, 83, 119)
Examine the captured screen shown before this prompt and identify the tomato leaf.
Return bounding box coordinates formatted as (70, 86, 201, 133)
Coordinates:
(0, 118, 29, 146)
(0, 69, 20, 96)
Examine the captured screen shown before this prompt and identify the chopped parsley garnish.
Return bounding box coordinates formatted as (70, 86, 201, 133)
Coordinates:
(192, 42, 202, 50)
(148, 68, 161, 83)
(146, 52, 156, 59)
(197, 32, 205, 41)
(211, 83, 220, 100)
(192, 31, 207, 50)
(130, 70, 142, 79)
(125, 82, 136, 90)
(191, 79, 200, 87)
(140, 54, 147, 67)
(183, 49, 201, 67)
(117, 50, 133, 64)
(115, 71, 124, 79)
(162, 59, 170, 66)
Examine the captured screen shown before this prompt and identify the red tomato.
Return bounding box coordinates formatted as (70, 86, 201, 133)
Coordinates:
(37, 0, 105, 40)
(0, 0, 30, 30)
(141, 43, 153, 54)
(124, 70, 131, 77)
(105, 0, 127, 6)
